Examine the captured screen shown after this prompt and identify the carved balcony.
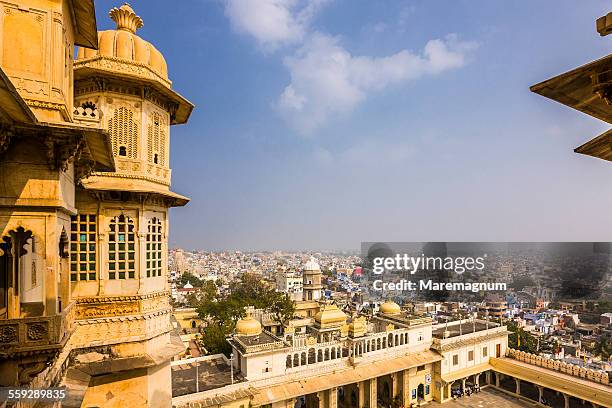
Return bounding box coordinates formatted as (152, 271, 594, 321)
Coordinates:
(0, 302, 75, 359)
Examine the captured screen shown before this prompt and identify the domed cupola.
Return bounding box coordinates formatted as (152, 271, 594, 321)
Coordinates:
(379, 300, 401, 316)
(73, 3, 193, 206)
(235, 307, 263, 336)
(77, 4, 168, 81)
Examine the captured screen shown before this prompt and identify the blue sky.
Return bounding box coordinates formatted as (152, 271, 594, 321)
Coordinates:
(94, 1, 611, 251)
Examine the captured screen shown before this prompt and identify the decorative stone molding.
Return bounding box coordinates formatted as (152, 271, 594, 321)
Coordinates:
(27, 322, 49, 341)
(74, 56, 172, 88)
(0, 324, 18, 343)
(75, 291, 171, 319)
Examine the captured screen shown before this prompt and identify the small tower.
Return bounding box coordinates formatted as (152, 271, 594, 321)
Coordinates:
(60, 4, 194, 406)
(303, 257, 323, 301)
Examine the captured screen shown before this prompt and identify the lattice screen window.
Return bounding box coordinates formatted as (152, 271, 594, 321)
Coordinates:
(108, 215, 136, 279)
(108, 107, 139, 159)
(70, 214, 97, 281)
(147, 112, 166, 166)
(146, 217, 163, 277)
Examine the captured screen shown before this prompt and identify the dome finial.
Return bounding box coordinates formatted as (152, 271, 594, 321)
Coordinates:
(109, 3, 144, 33)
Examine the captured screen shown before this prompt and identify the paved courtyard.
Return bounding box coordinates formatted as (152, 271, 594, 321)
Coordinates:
(431, 387, 535, 407)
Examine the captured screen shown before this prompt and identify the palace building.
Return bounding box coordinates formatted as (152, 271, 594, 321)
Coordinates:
(171, 259, 611, 408)
(0, 1, 193, 407)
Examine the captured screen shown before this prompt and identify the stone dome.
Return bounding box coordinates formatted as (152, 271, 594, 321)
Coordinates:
(235, 308, 262, 336)
(76, 4, 168, 79)
(379, 300, 401, 315)
(304, 257, 320, 271)
(315, 302, 347, 327)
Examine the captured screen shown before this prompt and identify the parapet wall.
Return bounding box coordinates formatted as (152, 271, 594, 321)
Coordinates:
(506, 348, 609, 385)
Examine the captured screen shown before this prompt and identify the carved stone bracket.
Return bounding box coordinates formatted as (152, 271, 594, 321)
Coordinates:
(0, 123, 16, 156)
(43, 133, 84, 172)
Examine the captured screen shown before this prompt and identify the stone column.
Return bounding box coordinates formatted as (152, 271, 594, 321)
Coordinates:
(358, 381, 366, 408)
(368, 378, 377, 408)
(391, 372, 398, 400)
(537, 386, 543, 403)
(328, 387, 338, 408)
(515, 378, 520, 395)
(495, 373, 500, 387)
(402, 369, 411, 406)
(563, 394, 570, 408)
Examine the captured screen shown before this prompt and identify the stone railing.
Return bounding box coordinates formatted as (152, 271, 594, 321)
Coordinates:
(506, 348, 610, 385)
(0, 302, 75, 354)
(72, 106, 100, 127)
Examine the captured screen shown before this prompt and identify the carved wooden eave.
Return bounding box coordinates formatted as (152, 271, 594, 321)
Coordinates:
(574, 128, 612, 161)
(69, 0, 98, 49)
(74, 58, 194, 125)
(530, 54, 612, 125)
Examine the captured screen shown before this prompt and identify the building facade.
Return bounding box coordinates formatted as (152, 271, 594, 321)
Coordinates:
(0, 2, 193, 407)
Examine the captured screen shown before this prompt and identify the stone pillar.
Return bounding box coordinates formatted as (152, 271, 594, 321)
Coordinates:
(515, 378, 520, 395)
(462, 378, 466, 392)
(391, 372, 398, 400)
(495, 373, 500, 387)
(563, 394, 570, 408)
(328, 387, 338, 408)
(137, 231, 147, 294)
(402, 369, 411, 406)
(486, 371, 491, 385)
(537, 386, 543, 403)
(368, 378, 377, 408)
(317, 391, 325, 408)
(358, 381, 366, 408)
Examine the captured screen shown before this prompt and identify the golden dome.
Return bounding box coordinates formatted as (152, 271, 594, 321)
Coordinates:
(379, 300, 401, 315)
(76, 3, 168, 79)
(235, 308, 262, 336)
(315, 302, 347, 327)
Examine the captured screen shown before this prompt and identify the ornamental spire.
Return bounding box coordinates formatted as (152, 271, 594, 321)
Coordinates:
(109, 3, 143, 33)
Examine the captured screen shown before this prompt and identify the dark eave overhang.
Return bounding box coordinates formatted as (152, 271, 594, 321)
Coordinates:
(0, 68, 37, 125)
(574, 128, 612, 162)
(530, 54, 612, 125)
(70, 0, 98, 49)
(0, 67, 114, 173)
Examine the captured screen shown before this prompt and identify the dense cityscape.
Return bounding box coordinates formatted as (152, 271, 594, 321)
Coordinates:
(0, 1, 611, 407)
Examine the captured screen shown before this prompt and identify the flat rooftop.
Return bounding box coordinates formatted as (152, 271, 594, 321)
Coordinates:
(235, 331, 282, 346)
(432, 321, 496, 339)
(171, 356, 244, 397)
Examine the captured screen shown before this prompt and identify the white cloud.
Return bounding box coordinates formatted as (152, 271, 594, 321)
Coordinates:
(278, 33, 477, 134)
(224, 0, 330, 50)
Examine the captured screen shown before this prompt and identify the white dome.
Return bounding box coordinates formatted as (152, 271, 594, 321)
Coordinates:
(183, 280, 193, 289)
(304, 257, 320, 271)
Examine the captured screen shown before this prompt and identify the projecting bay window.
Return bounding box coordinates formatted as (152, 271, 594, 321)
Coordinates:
(108, 215, 135, 279)
(146, 217, 162, 277)
(70, 214, 97, 281)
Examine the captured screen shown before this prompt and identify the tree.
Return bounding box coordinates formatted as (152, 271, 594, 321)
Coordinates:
(179, 271, 204, 288)
(268, 292, 296, 330)
(593, 338, 612, 360)
(506, 321, 539, 354)
(193, 273, 296, 357)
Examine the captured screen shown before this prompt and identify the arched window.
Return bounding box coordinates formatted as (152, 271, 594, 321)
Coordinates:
(147, 112, 166, 166)
(108, 215, 135, 279)
(70, 214, 97, 281)
(146, 217, 162, 277)
(108, 107, 139, 159)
